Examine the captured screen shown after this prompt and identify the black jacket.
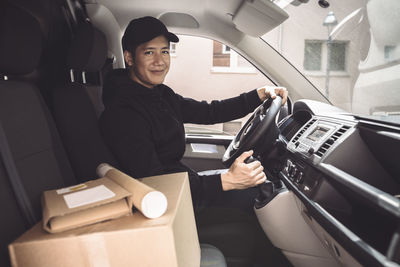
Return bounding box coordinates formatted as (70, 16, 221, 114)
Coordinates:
(100, 69, 262, 208)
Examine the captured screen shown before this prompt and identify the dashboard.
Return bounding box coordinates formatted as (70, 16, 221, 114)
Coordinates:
(272, 100, 400, 266)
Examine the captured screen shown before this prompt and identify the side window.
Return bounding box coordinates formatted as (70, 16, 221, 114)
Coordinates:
(164, 35, 273, 134)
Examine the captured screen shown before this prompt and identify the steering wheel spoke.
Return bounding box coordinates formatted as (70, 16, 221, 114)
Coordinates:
(222, 96, 282, 167)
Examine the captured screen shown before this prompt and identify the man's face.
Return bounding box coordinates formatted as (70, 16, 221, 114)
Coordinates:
(125, 35, 170, 88)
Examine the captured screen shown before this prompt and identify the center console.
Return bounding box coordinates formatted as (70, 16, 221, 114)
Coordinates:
(282, 117, 354, 196)
(287, 118, 353, 160)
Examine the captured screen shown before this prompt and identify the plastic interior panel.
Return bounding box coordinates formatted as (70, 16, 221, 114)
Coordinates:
(254, 190, 335, 259)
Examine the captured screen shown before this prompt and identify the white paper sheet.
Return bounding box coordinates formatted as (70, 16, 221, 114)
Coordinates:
(63, 185, 115, 209)
(190, 143, 218, 153)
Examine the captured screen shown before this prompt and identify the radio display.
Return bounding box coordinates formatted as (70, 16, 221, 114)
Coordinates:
(307, 126, 330, 142)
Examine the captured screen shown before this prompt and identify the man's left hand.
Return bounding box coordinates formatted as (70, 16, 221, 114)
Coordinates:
(257, 86, 288, 105)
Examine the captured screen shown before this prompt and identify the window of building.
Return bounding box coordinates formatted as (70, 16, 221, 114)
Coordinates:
(329, 42, 346, 71)
(222, 44, 231, 54)
(170, 43, 177, 57)
(384, 45, 396, 61)
(304, 40, 347, 73)
(212, 41, 256, 73)
(304, 41, 322, 71)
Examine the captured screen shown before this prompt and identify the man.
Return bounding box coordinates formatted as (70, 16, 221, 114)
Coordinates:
(100, 16, 288, 209)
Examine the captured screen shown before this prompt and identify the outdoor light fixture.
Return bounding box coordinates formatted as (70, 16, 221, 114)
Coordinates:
(323, 11, 338, 27)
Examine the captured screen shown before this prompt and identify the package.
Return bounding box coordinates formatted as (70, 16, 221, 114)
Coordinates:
(97, 163, 168, 219)
(9, 172, 200, 267)
(42, 177, 131, 233)
(42, 164, 167, 233)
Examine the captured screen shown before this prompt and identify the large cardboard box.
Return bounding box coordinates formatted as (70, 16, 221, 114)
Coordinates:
(9, 172, 200, 267)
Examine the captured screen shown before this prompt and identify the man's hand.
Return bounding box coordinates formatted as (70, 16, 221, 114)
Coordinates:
(221, 150, 267, 191)
(257, 86, 288, 105)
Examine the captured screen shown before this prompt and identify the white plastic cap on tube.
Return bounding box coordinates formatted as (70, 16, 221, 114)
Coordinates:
(141, 191, 168, 219)
(97, 163, 113, 177)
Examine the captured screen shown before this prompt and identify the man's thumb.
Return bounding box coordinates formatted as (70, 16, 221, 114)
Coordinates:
(237, 150, 253, 163)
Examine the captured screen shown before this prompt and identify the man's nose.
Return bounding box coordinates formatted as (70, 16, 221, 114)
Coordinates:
(153, 52, 165, 65)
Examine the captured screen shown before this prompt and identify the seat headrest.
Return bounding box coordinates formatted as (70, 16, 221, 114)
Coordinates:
(67, 23, 107, 72)
(0, 4, 43, 76)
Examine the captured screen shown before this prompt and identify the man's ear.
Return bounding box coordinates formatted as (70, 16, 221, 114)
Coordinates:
(124, 50, 134, 66)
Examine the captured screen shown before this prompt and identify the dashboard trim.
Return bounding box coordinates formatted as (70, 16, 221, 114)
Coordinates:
(318, 163, 400, 218)
(280, 171, 397, 267)
(185, 134, 233, 146)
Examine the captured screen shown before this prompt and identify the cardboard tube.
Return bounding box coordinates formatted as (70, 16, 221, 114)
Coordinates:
(97, 163, 167, 219)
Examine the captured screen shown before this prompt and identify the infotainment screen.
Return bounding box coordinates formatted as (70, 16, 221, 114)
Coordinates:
(307, 126, 329, 142)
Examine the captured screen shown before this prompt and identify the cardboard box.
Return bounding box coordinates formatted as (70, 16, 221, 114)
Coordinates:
(9, 172, 200, 267)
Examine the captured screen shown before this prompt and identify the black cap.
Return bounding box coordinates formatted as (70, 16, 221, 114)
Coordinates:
(122, 16, 179, 52)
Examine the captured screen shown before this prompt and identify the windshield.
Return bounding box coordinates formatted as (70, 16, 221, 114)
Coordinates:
(262, 0, 400, 125)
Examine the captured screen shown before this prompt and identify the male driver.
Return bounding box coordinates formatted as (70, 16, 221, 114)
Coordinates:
(100, 16, 288, 209)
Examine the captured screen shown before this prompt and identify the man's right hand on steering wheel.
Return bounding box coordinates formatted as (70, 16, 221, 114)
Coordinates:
(221, 150, 267, 191)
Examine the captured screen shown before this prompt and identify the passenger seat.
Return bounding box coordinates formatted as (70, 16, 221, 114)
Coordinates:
(0, 3, 77, 266)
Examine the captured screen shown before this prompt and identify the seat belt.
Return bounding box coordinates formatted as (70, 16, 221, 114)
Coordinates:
(0, 121, 37, 227)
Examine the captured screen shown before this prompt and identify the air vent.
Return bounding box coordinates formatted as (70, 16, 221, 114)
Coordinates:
(291, 118, 316, 143)
(315, 125, 351, 157)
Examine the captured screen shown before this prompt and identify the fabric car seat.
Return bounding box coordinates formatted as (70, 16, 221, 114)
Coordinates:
(51, 22, 119, 182)
(0, 3, 77, 266)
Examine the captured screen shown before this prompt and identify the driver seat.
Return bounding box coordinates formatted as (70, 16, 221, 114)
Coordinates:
(51, 21, 227, 267)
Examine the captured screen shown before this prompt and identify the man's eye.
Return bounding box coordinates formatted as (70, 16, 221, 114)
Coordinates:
(144, 51, 153, 55)
(162, 50, 170, 55)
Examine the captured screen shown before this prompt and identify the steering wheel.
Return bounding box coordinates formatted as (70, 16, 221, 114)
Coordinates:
(222, 96, 282, 167)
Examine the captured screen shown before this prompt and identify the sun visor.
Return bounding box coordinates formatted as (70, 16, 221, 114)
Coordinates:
(159, 12, 199, 29)
(233, 0, 289, 37)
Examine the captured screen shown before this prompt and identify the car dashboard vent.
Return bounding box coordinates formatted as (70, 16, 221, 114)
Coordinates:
(291, 118, 316, 143)
(315, 125, 351, 157)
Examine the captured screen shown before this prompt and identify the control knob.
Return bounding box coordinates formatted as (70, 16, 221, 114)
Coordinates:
(296, 172, 304, 184)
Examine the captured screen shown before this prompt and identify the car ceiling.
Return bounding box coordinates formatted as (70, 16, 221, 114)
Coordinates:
(92, 0, 242, 32)
(87, 0, 249, 44)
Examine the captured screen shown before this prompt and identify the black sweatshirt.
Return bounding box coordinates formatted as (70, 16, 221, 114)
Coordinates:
(99, 69, 262, 208)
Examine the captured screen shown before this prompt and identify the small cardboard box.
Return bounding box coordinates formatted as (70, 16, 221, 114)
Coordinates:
(9, 172, 200, 267)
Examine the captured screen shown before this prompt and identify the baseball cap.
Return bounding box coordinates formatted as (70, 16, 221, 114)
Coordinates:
(122, 16, 179, 52)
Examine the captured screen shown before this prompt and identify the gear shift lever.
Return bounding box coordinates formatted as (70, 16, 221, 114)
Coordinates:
(245, 156, 274, 207)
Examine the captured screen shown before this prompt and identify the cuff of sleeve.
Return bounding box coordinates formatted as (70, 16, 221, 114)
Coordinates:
(245, 89, 263, 112)
(200, 173, 223, 204)
(249, 89, 262, 108)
